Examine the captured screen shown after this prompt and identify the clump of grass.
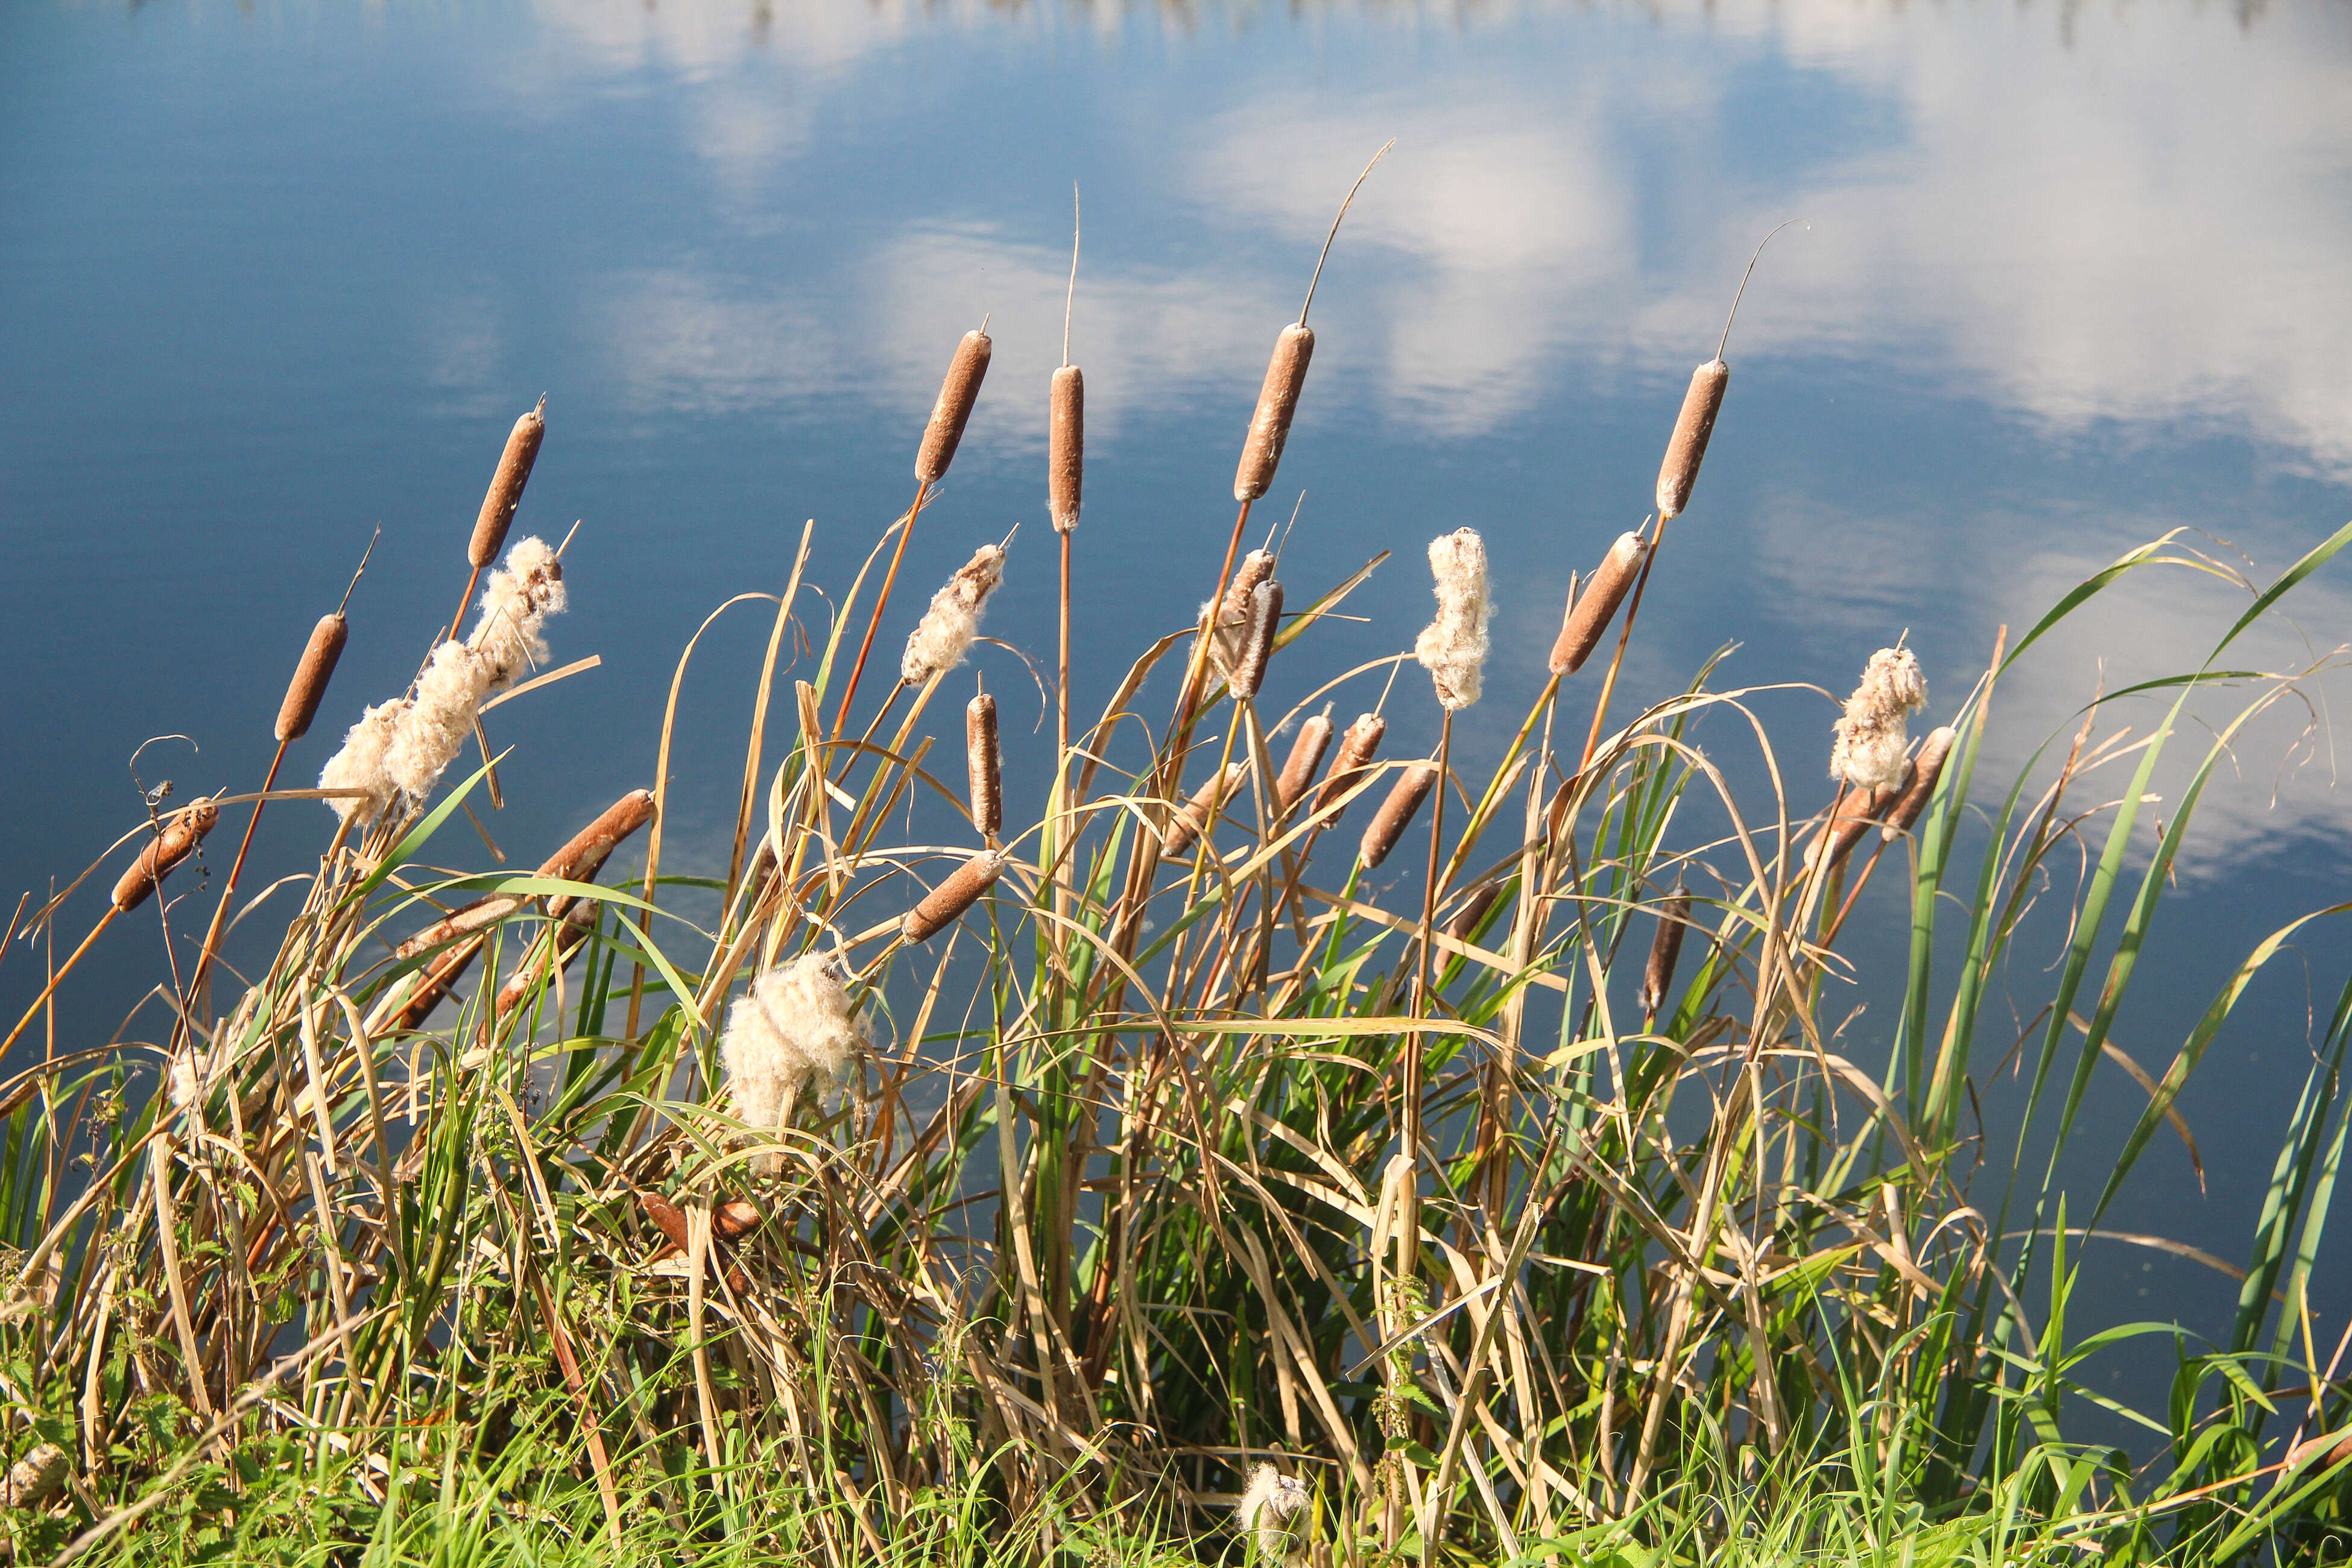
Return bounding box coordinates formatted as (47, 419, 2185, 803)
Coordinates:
(4, 206, 2351, 1568)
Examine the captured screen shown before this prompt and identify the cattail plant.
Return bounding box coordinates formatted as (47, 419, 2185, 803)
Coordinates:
(1163, 763, 1247, 856)
(902, 849, 1005, 942)
(1414, 529, 1490, 712)
(186, 537, 373, 1023)
(1, 799, 224, 1054)
(1830, 646, 1927, 795)
(1639, 885, 1692, 1019)
(495, 898, 599, 1020)
(1655, 362, 1728, 523)
(719, 952, 869, 1166)
(378, 787, 653, 1031)
(113, 800, 219, 914)
(1315, 712, 1387, 821)
(901, 545, 1006, 688)
(1810, 777, 1898, 875)
(1052, 189, 1086, 812)
(1231, 580, 1283, 700)
(1275, 711, 1335, 813)
(1654, 221, 1797, 522)
(457, 397, 547, 636)
(1447, 880, 1504, 942)
(1234, 326, 1314, 507)
(967, 691, 1001, 838)
(1359, 764, 1437, 869)
(1231, 142, 1391, 508)
(1049, 368, 1083, 533)
(321, 536, 566, 827)
(837, 321, 993, 733)
(1883, 725, 1956, 839)
(917, 327, 993, 485)
(277, 613, 349, 744)
(1204, 550, 1277, 680)
(1550, 532, 1646, 677)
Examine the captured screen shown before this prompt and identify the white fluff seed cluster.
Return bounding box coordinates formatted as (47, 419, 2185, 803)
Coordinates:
(318, 538, 566, 825)
(1413, 528, 1490, 711)
(1830, 646, 1928, 794)
(901, 544, 1006, 686)
(1237, 1465, 1310, 1563)
(720, 953, 869, 1165)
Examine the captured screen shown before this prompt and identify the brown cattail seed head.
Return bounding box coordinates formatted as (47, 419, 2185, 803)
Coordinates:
(1315, 713, 1387, 820)
(1204, 549, 1277, 680)
(1639, 886, 1692, 1018)
(1550, 533, 1648, 676)
(1234, 323, 1314, 503)
(1447, 880, 1505, 943)
(112, 800, 220, 913)
(1883, 726, 1957, 841)
(966, 692, 1001, 838)
(1359, 764, 1437, 870)
(1049, 364, 1083, 532)
(1276, 713, 1335, 814)
(470, 398, 547, 569)
(542, 788, 657, 918)
(1162, 763, 1247, 857)
(902, 849, 1005, 942)
(1655, 359, 1728, 521)
(1809, 779, 1899, 876)
(916, 327, 993, 484)
(639, 1193, 691, 1251)
(1231, 580, 1283, 700)
(715, 1198, 763, 1239)
(275, 612, 349, 742)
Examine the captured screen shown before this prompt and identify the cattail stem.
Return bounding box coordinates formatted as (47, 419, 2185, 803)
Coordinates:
(834, 479, 929, 738)
(447, 566, 484, 648)
(181, 738, 290, 1031)
(1057, 529, 1072, 920)
(0, 908, 116, 1056)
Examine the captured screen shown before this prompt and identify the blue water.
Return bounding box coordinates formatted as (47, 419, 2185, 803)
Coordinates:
(5, 0, 2352, 1439)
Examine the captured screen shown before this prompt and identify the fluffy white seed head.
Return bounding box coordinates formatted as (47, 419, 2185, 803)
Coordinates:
(315, 537, 567, 825)
(720, 953, 870, 1169)
(385, 640, 482, 802)
(1238, 1465, 1310, 1563)
(1413, 528, 1490, 711)
(319, 699, 408, 824)
(467, 534, 567, 688)
(166, 1047, 214, 1113)
(902, 544, 1006, 686)
(1830, 646, 1928, 795)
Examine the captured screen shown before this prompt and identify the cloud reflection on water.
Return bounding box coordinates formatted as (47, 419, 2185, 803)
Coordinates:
(533, 0, 2352, 476)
